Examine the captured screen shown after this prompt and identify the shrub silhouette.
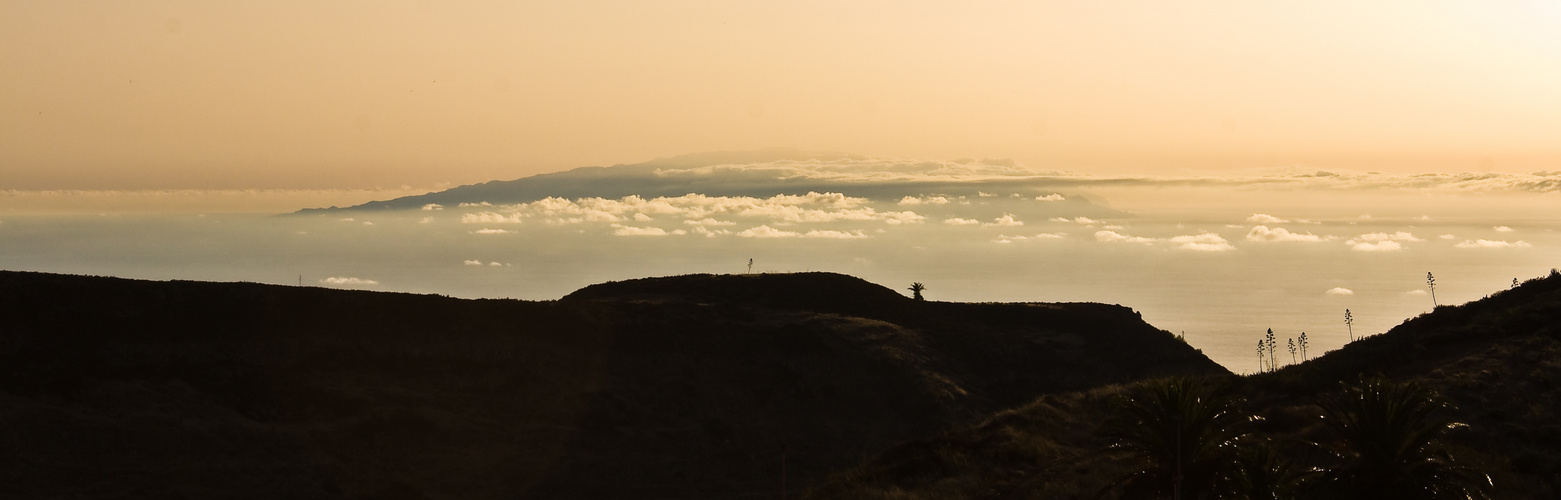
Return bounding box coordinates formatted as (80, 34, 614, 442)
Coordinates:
(1098, 378, 1249, 499)
(1314, 377, 1491, 499)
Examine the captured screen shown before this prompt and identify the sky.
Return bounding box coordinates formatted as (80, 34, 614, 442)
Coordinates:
(5, 1, 1561, 192)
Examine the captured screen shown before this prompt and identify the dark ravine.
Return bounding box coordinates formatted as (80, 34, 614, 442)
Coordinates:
(0, 270, 1222, 499)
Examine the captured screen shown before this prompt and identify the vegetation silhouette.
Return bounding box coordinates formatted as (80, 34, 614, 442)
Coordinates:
(1344, 309, 1354, 341)
(907, 282, 926, 301)
(1255, 340, 1267, 371)
(1265, 328, 1277, 372)
(1229, 441, 1308, 500)
(1098, 378, 1249, 499)
(1314, 377, 1491, 499)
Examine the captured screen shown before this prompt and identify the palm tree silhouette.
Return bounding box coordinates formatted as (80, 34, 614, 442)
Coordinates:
(1230, 441, 1308, 500)
(1099, 378, 1249, 499)
(1314, 377, 1491, 499)
(907, 282, 926, 301)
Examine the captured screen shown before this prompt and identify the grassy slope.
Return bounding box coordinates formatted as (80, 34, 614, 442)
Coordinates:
(808, 270, 1561, 499)
(0, 271, 1223, 499)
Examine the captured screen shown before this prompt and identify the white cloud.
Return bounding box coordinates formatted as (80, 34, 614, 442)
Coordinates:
(880, 211, 926, 225)
(1169, 232, 1236, 252)
(684, 218, 735, 226)
(1355, 231, 1423, 242)
(611, 224, 669, 236)
(1438, 234, 1457, 240)
(1246, 225, 1323, 243)
(477, 192, 933, 229)
(1346, 231, 1420, 251)
(984, 214, 1024, 227)
(320, 277, 378, 286)
(1034, 194, 1065, 201)
(898, 195, 950, 205)
(943, 217, 981, 225)
(1074, 216, 1099, 225)
(1494, 225, 1514, 232)
(689, 225, 730, 237)
(421, 203, 444, 211)
(462, 211, 525, 224)
(362, 221, 374, 226)
(489, 261, 507, 267)
(463, 260, 484, 266)
(977, 191, 997, 197)
(802, 229, 868, 239)
(1454, 239, 1531, 249)
(472, 228, 513, 235)
(1325, 287, 1354, 296)
(1406, 289, 1427, 296)
(458, 202, 493, 207)
(1247, 213, 1288, 224)
(419, 217, 433, 224)
(1347, 240, 1403, 252)
(995, 232, 1068, 243)
(1095, 230, 1156, 244)
(737, 225, 800, 238)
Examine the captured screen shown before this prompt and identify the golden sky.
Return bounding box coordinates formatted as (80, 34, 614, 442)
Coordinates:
(4, 1, 1561, 190)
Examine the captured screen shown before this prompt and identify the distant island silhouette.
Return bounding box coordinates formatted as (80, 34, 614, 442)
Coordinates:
(295, 149, 1126, 218)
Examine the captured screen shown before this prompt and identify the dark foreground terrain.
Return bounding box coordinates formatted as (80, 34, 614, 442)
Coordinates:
(0, 271, 1222, 499)
(809, 270, 1561, 499)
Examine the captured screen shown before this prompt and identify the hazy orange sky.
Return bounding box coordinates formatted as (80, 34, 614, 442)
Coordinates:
(4, 1, 1561, 190)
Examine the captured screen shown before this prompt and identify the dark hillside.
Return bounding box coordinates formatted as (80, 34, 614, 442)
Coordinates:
(1246, 269, 1561, 496)
(809, 270, 1561, 499)
(0, 270, 1222, 499)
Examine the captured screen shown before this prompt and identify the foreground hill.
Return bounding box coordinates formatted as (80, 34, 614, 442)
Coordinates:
(809, 270, 1561, 499)
(0, 271, 1222, 499)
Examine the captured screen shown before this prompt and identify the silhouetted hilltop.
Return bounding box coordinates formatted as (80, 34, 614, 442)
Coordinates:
(562, 272, 914, 324)
(808, 269, 1561, 499)
(0, 270, 1221, 500)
